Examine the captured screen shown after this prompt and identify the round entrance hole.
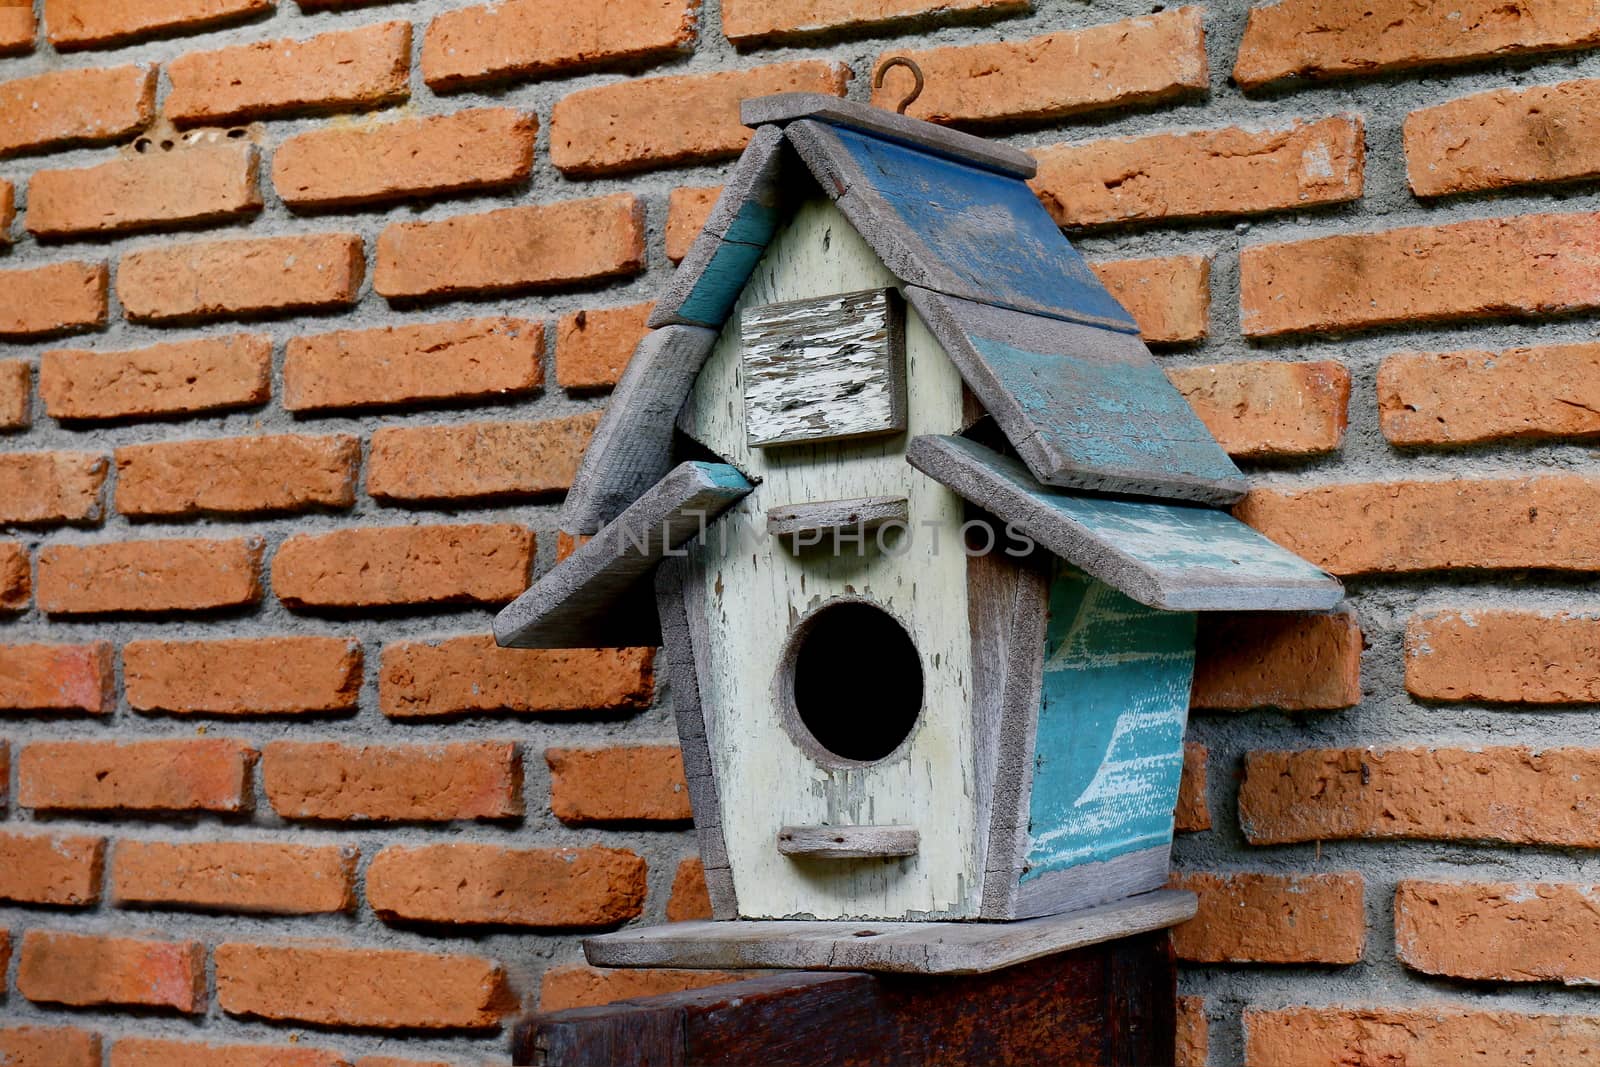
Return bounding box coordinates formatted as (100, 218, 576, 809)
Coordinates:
(783, 600, 923, 765)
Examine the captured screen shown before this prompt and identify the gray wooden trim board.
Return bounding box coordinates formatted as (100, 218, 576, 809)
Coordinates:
(905, 286, 1248, 505)
(776, 825, 920, 859)
(740, 92, 1037, 179)
(907, 434, 1344, 612)
(656, 556, 739, 919)
(558, 325, 719, 536)
(495, 461, 754, 649)
(1014, 844, 1171, 921)
(965, 544, 1050, 920)
(765, 496, 909, 539)
(582, 889, 1198, 975)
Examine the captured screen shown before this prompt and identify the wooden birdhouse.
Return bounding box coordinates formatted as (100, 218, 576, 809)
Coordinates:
(496, 93, 1342, 929)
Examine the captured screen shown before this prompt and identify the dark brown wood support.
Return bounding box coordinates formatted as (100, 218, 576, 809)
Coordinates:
(515, 930, 1175, 1066)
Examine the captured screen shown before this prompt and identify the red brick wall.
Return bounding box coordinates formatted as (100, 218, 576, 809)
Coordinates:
(2, 0, 1598, 1063)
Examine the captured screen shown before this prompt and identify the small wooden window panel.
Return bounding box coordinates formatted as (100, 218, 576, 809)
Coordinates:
(741, 288, 907, 448)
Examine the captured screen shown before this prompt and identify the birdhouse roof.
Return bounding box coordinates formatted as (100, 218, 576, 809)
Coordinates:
(494, 95, 1341, 649)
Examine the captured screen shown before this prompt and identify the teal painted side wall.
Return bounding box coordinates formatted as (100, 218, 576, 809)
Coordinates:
(1021, 567, 1196, 880)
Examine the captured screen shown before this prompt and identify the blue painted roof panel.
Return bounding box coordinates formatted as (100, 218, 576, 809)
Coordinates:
(830, 126, 1140, 334)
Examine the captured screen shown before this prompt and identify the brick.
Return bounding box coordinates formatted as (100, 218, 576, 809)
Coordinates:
(112, 840, 357, 915)
(1234, 476, 1600, 576)
(19, 931, 204, 1012)
(1396, 879, 1600, 984)
(422, 0, 697, 90)
(380, 637, 653, 719)
(28, 141, 260, 238)
(0, 541, 29, 612)
(730, 0, 1022, 45)
(20, 738, 255, 814)
(125, 636, 362, 715)
(286, 318, 542, 412)
(118, 233, 363, 323)
(0, 65, 154, 156)
(0, 745, 7, 810)
(1175, 742, 1210, 833)
(0, 260, 108, 338)
(367, 413, 599, 504)
(1032, 115, 1363, 230)
(0, 451, 108, 525)
(42, 335, 271, 421)
(1089, 255, 1209, 346)
(166, 21, 411, 125)
(215, 942, 515, 1030)
(1240, 211, 1600, 338)
(354, 1061, 449, 1067)
(666, 186, 717, 265)
(0, 359, 28, 428)
(263, 741, 522, 822)
(367, 843, 647, 927)
(1175, 997, 1207, 1067)
(667, 857, 712, 922)
(45, 0, 272, 49)
(0, 1027, 101, 1067)
(1246, 1006, 1600, 1067)
(868, 8, 1203, 124)
(111, 1037, 349, 1067)
(274, 108, 535, 210)
(1240, 746, 1600, 847)
(557, 302, 653, 391)
(0, 2, 33, 54)
(0, 642, 113, 713)
(1406, 79, 1600, 197)
(38, 537, 263, 615)
(115, 433, 359, 518)
(1169, 360, 1348, 459)
(1169, 871, 1364, 964)
(550, 61, 849, 177)
(1379, 342, 1600, 447)
(539, 965, 747, 1012)
(375, 194, 643, 300)
(0, 177, 14, 241)
(547, 745, 692, 823)
(0, 832, 103, 905)
(1192, 610, 1362, 711)
(273, 524, 533, 610)
(1407, 610, 1600, 704)
(1235, 0, 1600, 89)
(556, 531, 587, 561)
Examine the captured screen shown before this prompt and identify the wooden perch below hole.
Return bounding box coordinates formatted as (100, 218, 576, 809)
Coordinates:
(777, 825, 920, 859)
(766, 496, 909, 540)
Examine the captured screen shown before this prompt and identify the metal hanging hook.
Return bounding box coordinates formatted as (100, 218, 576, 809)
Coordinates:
(873, 56, 924, 115)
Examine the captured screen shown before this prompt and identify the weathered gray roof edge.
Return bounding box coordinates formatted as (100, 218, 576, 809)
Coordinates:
(499, 460, 754, 649)
(907, 434, 1343, 612)
(740, 92, 1037, 178)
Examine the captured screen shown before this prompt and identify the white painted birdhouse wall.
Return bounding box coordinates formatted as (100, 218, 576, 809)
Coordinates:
(679, 196, 981, 920)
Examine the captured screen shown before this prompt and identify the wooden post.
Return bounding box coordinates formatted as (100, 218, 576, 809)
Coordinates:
(515, 930, 1175, 1066)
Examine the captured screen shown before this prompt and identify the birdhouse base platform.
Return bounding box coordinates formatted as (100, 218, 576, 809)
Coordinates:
(518, 923, 1181, 1065)
(583, 888, 1196, 976)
